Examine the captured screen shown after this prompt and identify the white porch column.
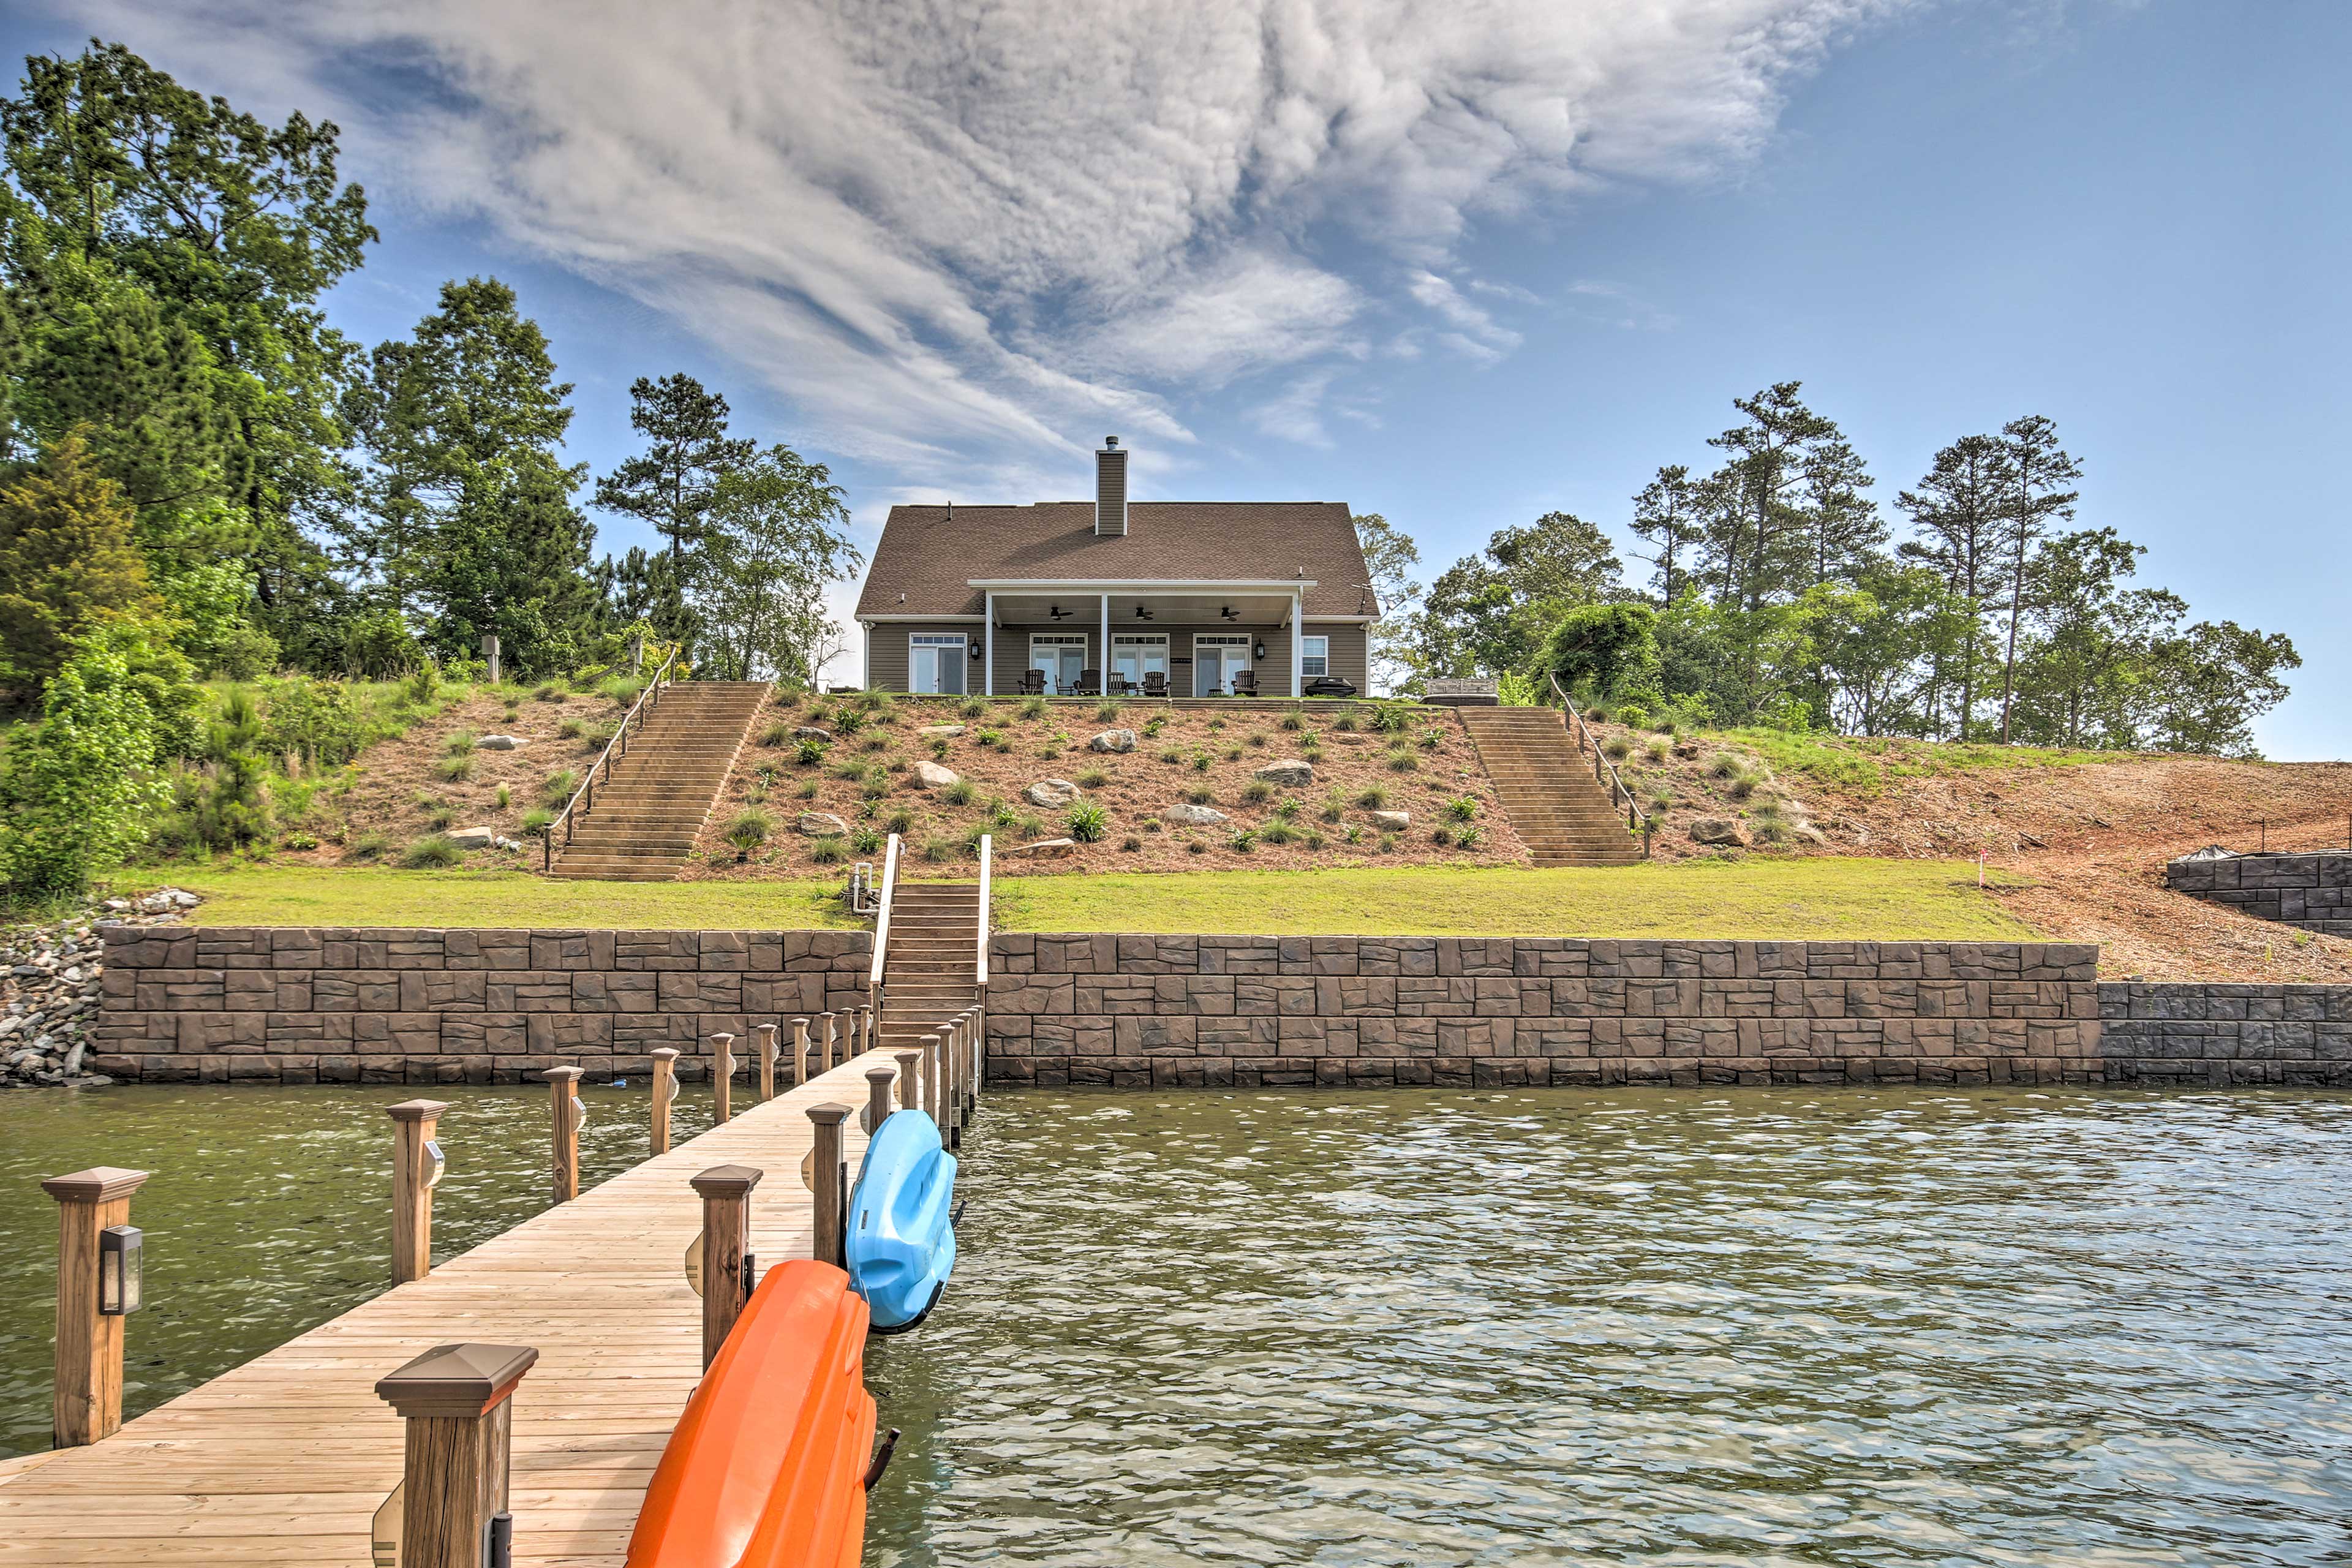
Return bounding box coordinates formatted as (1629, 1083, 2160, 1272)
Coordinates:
(1292, 590, 1305, 697)
(984, 592, 994, 696)
(1100, 593, 1110, 690)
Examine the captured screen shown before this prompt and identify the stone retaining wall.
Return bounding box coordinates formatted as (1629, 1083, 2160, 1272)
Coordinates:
(2164, 852, 2352, 935)
(2097, 982, 2352, 1087)
(981, 936, 2106, 1088)
(92, 925, 872, 1084)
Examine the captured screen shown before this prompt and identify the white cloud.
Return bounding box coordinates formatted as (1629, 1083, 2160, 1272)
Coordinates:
(58, 0, 1903, 483)
(1250, 371, 1341, 448)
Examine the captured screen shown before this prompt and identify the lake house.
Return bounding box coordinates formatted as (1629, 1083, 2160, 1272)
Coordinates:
(854, 438, 1378, 697)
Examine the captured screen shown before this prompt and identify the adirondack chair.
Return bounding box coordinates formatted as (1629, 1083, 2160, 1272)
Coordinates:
(1140, 671, 1169, 698)
(1229, 669, 1259, 697)
(1017, 669, 1047, 695)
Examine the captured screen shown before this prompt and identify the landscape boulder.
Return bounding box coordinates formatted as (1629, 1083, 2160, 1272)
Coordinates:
(919, 723, 965, 739)
(1370, 810, 1411, 831)
(1253, 758, 1314, 787)
(914, 760, 960, 790)
(1689, 818, 1752, 848)
(1164, 802, 1226, 826)
(446, 826, 499, 850)
(1088, 728, 1137, 753)
(1024, 778, 1081, 807)
(796, 812, 851, 837)
(793, 725, 834, 743)
(473, 734, 528, 750)
(1005, 837, 1077, 859)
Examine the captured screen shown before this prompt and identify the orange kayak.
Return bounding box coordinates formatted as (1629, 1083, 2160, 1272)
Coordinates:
(625, 1261, 878, 1568)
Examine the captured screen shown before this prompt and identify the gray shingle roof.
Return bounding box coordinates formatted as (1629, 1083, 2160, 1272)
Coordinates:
(855, 502, 1378, 619)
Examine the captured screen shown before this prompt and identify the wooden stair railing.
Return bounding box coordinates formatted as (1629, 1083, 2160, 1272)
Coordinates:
(542, 644, 682, 872)
(1546, 671, 1654, 858)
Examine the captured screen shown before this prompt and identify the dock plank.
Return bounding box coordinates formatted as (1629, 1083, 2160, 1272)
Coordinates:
(0, 1049, 909, 1566)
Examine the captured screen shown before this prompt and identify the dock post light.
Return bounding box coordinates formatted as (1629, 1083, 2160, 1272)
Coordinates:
(40, 1166, 151, 1446)
(98, 1226, 143, 1316)
(388, 1100, 450, 1286)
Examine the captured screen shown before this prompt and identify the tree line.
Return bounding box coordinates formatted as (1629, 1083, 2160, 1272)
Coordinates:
(0, 42, 860, 892)
(1359, 383, 2297, 756)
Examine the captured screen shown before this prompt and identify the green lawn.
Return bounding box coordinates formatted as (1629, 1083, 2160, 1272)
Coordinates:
(156, 859, 2034, 939)
(1711, 727, 2129, 796)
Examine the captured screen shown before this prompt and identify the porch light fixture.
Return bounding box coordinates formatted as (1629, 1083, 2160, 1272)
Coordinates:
(421, 1138, 447, 1191)
(99, 1224, 143, 1316)
(1253, 639, 1267, 660)
(968, 636, 982, 659)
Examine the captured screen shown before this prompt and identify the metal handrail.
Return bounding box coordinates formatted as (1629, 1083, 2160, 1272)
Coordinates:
(974, 835, 992, 987)
(1546, 671, 1654, 858)
(867, 833, 902, 993)
(543, 644, 682, 872)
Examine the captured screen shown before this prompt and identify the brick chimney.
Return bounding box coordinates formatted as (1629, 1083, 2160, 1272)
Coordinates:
(1095, 436, 1127, 537)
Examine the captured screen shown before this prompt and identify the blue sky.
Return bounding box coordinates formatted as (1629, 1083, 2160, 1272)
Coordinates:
(7, 1, 2345, 755)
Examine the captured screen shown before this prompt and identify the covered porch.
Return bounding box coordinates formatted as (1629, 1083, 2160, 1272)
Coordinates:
(971, 580, 1333, 698)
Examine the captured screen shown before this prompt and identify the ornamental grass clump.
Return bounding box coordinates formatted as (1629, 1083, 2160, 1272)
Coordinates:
(727, 810, 773, 853)
(400, 834, 464, 869)
(809, 836, 848, 865)
(1065, 801, 1109, 842)
(1444, 796, 1480, 823)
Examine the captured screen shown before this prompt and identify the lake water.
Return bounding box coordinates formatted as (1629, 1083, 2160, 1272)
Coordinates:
(3, 1085, 2347, 1564)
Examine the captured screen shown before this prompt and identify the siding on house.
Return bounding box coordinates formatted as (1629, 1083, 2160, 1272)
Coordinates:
(863, 623, 981, 693)
(864, 619, 1369, 695)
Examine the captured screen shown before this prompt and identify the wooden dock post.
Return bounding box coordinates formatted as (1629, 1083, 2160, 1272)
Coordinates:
(896, 1049, 924, 1118)
(859, 1005, 875, 1057)
(807, 1105, 850, 1268)
(791, 1017, 810, 1087)
(690, 1165, 763, 1368)
(710, 1033, 735, 1125)
(374, 1342, 538, 1568)
(41, 1166, 149, 1448)
(821, 1012, 837, 1072)
(387, 1101, 449, 1286)
(944, 1016, 965, 1148)
(544, 1068, 584, 1205)
(919, 1035, 943, 1136)
(755, 1023, 778, 1101)
(649, 1049, 679, 1155)
(865, 1066, 896, 1133)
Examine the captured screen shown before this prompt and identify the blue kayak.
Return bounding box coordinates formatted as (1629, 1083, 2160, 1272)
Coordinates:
(845, 1109, 957, 1333)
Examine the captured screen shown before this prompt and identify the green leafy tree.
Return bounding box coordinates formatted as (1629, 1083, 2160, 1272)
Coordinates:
(693, 443, 861, 683)
(1804, 565, 1969, 736)
(594, 373, 756, 575)
(349, 277, 597, 676)
(0, 431, 159, 699)
(1542, 602, 1659, 705)
(2146, 620, 2299, 758)
(0, 622, 183, 894)
(1351, 512, 1422, 695)
(1420, 511, 1621, 677)
(2006, 528, 2174, 748)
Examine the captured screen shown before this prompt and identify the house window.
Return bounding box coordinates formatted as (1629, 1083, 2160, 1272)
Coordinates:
(1194, 634, 1251, 697)
(1030, 634, 1087, 692)
(910, 633, 966, 695)
(1301, 636, 1329, 679)
(1112, 634, 1168, 689)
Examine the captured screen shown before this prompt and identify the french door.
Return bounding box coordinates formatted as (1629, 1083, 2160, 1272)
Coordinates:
(1112, 634, 1168, 689)
(910, 633, 965, 695)
(1194, 635, 1251, 696)
(1031, 635, 1087, 692)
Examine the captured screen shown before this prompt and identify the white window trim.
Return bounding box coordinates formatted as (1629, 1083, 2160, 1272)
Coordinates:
(1300, 635, 1329, 679)
(908, 633, 966, 695)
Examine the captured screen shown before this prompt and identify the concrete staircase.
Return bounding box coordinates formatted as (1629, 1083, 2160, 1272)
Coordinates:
(876, 881, 984, 1051)
(547, 680, 771, 881)
(1457, 706, 1645, 868)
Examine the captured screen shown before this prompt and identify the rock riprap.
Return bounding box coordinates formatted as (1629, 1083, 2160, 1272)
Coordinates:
(4, 889, 200, 1087)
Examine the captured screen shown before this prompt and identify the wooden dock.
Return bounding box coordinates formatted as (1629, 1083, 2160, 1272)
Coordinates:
(0, 1048, 907, 1566)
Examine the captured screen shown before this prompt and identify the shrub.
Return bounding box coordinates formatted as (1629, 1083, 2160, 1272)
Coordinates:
(761, 721, 793, 747)
(795, 737, 828, 766)
(1020, 695, 1048, 720)
(1247, 731, 1269, 748)
(1065, 801, 1110, 842)
(1186, 839, 1206, 854)
(599, 676, 645, 706)
(959, 696, 987, 718)
(798, 780, 822, 800)
(533, 681, 565, 702)
(1185, 785, 1216, 805)
(1444, 796, 1480, 823)
(424, 804, 455, 830)
(1190, 753, 1212, 773)
(543, 769, 578, 808)
(1454, 823, 1485, 850)
(976, 728, 1007, 750)
(1603, 736, 1632, 761)
(560, 716, 587, 739)
(809, 835, 849, 865)
(1280, 712, 1304, 731)
(1355, 786, 1389, 809)
(1095, 700, 1123, 722)
(1646, 738, 1672, 763)
(518, 809, 552, 839)
(346, 831, 392, 861)
(1272, 795, 1300, 821)
(1259, 821, 1295, 845)
(1418, 726, 1444, 750)
(851, 826, 883, 854)
(884, 807, 916, 835)
(943, 780, 976, 805)
(772, 688, 802, 710)
(400, 834, 464, 868)
(1227, 827, 1257, 853)
(1077, 767, 1109, 788)
(832, 706, 868, 735)
(1333, 712, 1359, 732)
(437, 754, 474, 783)
(1708, 753, 1743, 779)
(1120, 835, 1142, 851)
(284, 831, 320, 851)
(1387, 753, 1418, 772)
(444, 729, 477, 755)
(1342, 823, 1362, 845)
(496, 784, 511, 809)
(921, 836, 959, 863)
(1158, 746, 1185, 764)
(727, 810, 773, 851)
(1142, 715, 1167, 737)
(1368, 699, 1415, 733)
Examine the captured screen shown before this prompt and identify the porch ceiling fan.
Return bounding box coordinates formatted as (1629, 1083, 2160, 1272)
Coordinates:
(1219, 605, 1240, 621)
(1047, 605, 1069, 620)
(1133, 606, 1154, 620)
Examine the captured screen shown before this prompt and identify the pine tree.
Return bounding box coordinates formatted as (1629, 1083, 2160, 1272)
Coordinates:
(1700, 382, 1838, 611)
(1897, 434, 2010, 739)
(1994, 415, 2081, 742)
(594, 374, 756, 567)
(1628, 466, 1703, 605)
(0, 432, 160, 700)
